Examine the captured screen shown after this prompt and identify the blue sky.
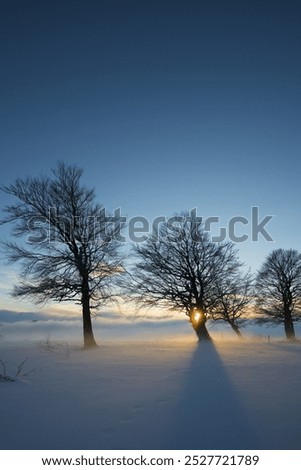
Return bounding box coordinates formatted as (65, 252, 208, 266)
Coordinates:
(1, 0, 301, 313)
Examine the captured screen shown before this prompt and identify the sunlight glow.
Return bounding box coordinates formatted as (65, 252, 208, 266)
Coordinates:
(190, 308, 203, 328)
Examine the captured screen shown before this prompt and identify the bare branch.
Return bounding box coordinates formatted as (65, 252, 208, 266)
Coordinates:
(255, 249, 301, 339)
(0, 162, 125, 348)
(126, 211, 249, 339)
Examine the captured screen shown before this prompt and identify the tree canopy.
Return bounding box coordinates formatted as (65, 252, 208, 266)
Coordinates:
(1, 162, 124, 347)
(127, 212, 249, 340)
(256, 248, 301, 340)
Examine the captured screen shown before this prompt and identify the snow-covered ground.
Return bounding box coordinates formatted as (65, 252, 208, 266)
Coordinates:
(1, 323, 301, 450)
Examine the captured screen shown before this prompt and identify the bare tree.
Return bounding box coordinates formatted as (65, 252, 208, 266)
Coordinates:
(211, 272, 253, 337)
(127, 212, 245, 341)
(256, 249, 301, 340)
(1, 163, 124, 348)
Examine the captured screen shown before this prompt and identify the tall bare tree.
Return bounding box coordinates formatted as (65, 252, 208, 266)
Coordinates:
(1, 163, 123, 348)
(256, 248, 301, 340)
(128, 212, 245, 341)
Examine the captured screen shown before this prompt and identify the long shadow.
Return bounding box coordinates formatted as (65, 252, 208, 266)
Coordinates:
(166, 341, 262, 450)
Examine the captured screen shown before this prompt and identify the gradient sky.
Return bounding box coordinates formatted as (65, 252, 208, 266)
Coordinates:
(1, 0, 301, 312)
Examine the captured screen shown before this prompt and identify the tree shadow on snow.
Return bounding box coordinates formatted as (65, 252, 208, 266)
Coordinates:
(166, 341, 261, 450)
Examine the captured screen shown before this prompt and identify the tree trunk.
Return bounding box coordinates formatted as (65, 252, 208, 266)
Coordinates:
(190, 311, 212, 341)
(284, 314, 296, 341)
(230, 322, 243, 338)
(194, 322, 212, 341)
(82, 280, 97, 349)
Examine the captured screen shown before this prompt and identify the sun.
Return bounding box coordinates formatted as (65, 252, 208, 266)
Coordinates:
(190, 308, 203, 327)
